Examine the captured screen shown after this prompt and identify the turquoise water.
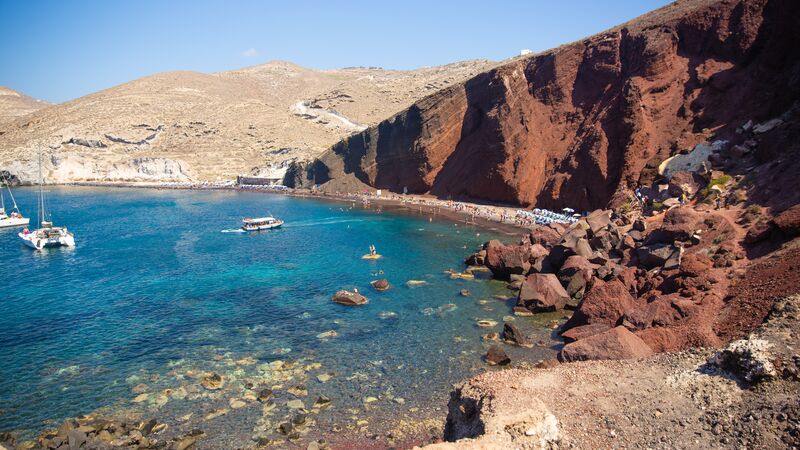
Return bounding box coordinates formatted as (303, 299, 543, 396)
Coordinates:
(0, 187, 560, 447)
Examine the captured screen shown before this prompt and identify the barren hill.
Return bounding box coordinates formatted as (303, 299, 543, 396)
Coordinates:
(305, 0, 800, 210)
(0, 60, 494, 183)
(0, 87, 48, 125)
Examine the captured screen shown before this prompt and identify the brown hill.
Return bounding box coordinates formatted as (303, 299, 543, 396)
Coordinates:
(0, 87, 48, 124)
(304, 0, 800, 210)
(0, 60, 494, 183)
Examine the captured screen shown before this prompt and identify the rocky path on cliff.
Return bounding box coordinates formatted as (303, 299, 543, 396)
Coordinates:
(425, 295, 800, 449)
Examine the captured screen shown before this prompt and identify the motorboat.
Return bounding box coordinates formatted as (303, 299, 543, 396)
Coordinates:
(18, 149, 75, 250)
(0, 183, 30, 228)
(242, 216, 283, 231)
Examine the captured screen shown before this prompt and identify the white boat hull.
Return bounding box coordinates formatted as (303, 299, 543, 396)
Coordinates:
(0, 217, 30, 228)
(19, 230, 75, 250)
(243, 221, 283, 231)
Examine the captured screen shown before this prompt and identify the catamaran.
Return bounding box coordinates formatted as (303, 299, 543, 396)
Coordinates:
(241, 216, 284, 231)
(18, 150, 75, 250)
(0, 179, 30, 228)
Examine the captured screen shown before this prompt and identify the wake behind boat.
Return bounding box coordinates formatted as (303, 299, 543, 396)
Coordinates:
(18, 149, 75, 250)
(241, 216, 283, 231)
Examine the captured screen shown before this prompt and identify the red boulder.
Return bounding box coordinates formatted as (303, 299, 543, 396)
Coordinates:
(558, 326, 654, 362)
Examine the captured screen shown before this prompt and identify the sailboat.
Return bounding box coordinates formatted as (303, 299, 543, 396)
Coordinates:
(18, 150, 75, 249)
(0, 176, 30, 228)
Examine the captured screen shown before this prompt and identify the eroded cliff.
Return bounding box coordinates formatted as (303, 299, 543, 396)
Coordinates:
(305, 0, 800, 210)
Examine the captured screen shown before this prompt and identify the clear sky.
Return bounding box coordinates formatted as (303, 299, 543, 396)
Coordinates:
(1, 0, 672, 103)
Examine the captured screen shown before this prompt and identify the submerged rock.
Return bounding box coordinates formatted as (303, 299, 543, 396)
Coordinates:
(485, 345, 511, 366)
(502, 322, 533, 348)
(370, 278, 390, 291)
(332, 290, 368, 306)
(200, 373, 224, 390)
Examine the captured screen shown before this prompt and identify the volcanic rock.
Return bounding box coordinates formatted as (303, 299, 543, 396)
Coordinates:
(370, 278, 390, 291)
(518, 273, 570, 312)
(564, 279, 640, 330)
(559, 326, 654, 362)
(636, 244, 681, 269)
(485, 345, 511, 366)
(557, 255, 598, 299)
(484, 240, 531, 280)
(332, 290, 368, 306)
(560, 323, 611, 343)
(502, 322, 533, 348)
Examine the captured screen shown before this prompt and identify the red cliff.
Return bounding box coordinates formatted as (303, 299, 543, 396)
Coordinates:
(303, 0, 800, 210)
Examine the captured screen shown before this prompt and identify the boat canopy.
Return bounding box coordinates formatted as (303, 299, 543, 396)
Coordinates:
(243, 217, 276, 223)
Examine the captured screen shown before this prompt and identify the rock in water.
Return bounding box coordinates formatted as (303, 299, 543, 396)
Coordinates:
(332, 290, 368, 306)
(485, 345, 511, 366)
(370, 278, 390, 291)
(200, 373, 224, 390)
(502, 322, 533, 348)
(257, 388, 273, 402)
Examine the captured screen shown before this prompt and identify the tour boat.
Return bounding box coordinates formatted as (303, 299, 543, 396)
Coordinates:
(0, 184, 30, 229)
(18, 150, 75, 250)
(241, 216, 284, 231)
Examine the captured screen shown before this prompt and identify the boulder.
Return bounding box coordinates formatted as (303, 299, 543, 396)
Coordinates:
(464, 249, 487, 266)
(710, 337, 777, 383)
(774, 204, 800, 237)
(560, 323, 611, 343)
(528, 224, 564, 247)
(332, 290, 368, 306)
(648, 206, 699, 244)
(632, 218, 646, 232)
(528, 243, 550, 272)
(370, 279, 390, 291)
(744, 219, 773, 244)
(518, 273, 570, 312)
(502, 322, 533, 347)
(557, 255, 597, 299)
(484, 345, 511, 366)
(636, 244, 681, 269)
(485, 240, 531, 280)
(585, 209, 612, 236)
(558, 326, 654, 362)
(563, 279, 640, 330)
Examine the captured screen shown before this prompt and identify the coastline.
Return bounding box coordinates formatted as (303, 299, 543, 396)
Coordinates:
(48, 181, 535, 236)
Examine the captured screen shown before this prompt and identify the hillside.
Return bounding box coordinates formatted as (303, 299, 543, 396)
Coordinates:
(303, 0, 800, 211)
(0, 60, 494, 183)
(0, 87, 48, 124)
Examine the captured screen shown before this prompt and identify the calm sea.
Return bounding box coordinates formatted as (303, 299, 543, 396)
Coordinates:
(0, 187, 560, 447)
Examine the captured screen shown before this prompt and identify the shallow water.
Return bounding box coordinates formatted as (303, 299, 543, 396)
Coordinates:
(0, 187, 560, 447)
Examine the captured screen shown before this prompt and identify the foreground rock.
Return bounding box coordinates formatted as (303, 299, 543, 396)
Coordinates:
(517, 273, 570, 313)
(558, 326, 653, 362)
(427, 295, 800, 449)
(332, 290, 368, 306)
(484, 345, 511, 366)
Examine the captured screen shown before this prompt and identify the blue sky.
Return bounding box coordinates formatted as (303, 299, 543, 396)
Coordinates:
(0, 0, 671, 103)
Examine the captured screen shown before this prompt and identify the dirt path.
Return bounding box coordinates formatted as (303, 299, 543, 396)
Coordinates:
(426, 295, 800, 449)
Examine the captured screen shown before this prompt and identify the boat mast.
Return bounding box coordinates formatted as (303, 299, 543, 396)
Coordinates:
(38, 147, 44, 228)
(2, 173, 21, 212)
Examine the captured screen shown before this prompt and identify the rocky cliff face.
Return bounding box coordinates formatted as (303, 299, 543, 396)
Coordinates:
(0, 61, 494, 184)
(306, 0, 800, 210)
